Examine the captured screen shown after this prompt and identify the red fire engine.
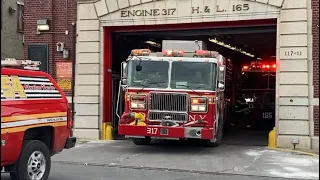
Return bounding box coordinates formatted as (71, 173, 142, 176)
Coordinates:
(1, 58, 76, 180)
(240, 59, 276, 130)
(117, 42, 234, 147)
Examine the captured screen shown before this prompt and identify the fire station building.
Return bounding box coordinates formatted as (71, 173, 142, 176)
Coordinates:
(25, 0, 319, 149)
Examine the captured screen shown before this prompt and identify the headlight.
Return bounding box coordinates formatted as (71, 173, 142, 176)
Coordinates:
(130, 102, 146, 109)
(191, 105, 206, 111)
(190, 97, 207, 112)
(130, 95, 147, 110)
(245, 98, 254, 103)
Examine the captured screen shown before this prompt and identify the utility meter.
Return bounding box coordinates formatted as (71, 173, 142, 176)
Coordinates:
(56, 42, 65, 52)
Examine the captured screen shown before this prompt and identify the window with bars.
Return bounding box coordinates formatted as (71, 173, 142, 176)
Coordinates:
(17, 2, 24, 32)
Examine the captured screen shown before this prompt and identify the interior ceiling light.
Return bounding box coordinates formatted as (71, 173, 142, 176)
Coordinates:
(145, 41, 161, 48)
(208, 38, 255, 58)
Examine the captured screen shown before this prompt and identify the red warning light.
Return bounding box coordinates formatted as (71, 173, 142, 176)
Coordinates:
(162, 50, 184, 57)
(243, 65, 249, 70)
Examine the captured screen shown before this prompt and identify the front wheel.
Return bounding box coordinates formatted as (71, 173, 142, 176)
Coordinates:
(132, 137, 151, 145)
(10, 140, 51, 180)
(204, 116, 224, 147)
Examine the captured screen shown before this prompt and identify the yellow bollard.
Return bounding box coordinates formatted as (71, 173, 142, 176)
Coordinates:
(268, 127, 277, 148)
(102, 122, 106, 140)
(105, 122, 113, 140)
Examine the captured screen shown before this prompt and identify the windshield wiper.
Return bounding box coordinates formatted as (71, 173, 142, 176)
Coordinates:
(137, 81, 166, 94)
(174, 84, 202, 96)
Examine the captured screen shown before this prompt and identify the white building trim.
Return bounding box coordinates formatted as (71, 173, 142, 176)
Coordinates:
(74, 0, 318, 149)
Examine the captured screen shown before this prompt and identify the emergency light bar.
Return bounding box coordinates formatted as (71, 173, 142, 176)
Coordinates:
(162, 50, 184, 57)
(1, 58, 41, 71)
(130, 49, 220, 59)
(242, 62, 276, 72)
(195, 50, 219, 58)
(131, 49, 151, 56)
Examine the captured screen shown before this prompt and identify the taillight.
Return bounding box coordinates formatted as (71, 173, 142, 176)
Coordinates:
(130, 95, 147, 110)
(190, 97, 207, 112)
(67, 108, 73, 129)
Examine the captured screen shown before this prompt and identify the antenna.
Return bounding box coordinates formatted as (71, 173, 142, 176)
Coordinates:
(1, 58, 41, 71)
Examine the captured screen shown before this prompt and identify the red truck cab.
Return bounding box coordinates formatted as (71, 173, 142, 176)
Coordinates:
(1, 58, 76, 180)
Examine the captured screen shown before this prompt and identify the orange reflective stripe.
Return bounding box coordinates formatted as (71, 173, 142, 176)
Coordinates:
(1, 122, 67, 134)
(1, 112, 67, 123)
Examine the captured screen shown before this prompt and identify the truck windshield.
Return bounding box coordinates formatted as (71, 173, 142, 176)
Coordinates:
(127, 60, 169, 88)
(170, 62, 216, 90)
(241, 72, 276, 90)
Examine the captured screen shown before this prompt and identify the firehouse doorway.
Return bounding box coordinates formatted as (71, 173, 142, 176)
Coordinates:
(110, 20, 277, 145)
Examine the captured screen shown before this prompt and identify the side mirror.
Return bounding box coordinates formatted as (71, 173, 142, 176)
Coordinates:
(121, 78, 127, 85)
(218, 82, 224, 89)
(120, 78, 128, 91)
(121, 62, 127, 79)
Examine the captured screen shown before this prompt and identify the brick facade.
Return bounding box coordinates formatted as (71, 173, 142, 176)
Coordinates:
(24, 0, 77, 96)
(312, 0, 319, 136)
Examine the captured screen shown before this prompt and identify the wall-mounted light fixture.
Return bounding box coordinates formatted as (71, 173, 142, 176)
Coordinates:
(209, 38, 255, 58)
(8, 7, 17, 13)
(37, 19, 50, 34)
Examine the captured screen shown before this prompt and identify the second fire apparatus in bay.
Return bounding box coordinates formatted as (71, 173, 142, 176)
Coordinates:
(240, 59, 276, 130)
(117, 41, 234, 147)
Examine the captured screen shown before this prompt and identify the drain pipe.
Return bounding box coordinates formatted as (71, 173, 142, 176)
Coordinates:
(71, 22, 77, 136)
(307, 0, 314, 148)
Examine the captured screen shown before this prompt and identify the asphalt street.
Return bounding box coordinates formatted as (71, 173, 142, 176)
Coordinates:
(1, 138, 319, 180)
(1, 163, 296, 180)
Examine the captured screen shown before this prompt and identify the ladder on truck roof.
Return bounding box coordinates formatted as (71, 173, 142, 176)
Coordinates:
(1, 58, 41, 71)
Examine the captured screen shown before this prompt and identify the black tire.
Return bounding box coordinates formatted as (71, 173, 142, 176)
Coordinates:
(132, 137, 151, 145)
(10, 140, 51, 180)
(204, 116, 224, 147)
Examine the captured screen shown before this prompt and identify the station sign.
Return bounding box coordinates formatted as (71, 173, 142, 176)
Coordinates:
(120, 0, 251, 18)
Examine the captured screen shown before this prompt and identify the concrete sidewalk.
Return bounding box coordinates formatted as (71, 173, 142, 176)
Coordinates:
(53, 140, 319, 180)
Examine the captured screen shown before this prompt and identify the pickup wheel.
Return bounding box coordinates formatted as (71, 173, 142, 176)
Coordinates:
(132, 137, 151, 145)
(10, 140, 51, 180)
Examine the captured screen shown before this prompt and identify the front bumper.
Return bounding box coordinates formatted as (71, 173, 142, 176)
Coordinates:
(64, 137, 77, 149)
(119, 124, 214, 140)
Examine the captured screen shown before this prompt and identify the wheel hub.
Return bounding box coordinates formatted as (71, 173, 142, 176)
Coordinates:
(27, 151, 46, 180)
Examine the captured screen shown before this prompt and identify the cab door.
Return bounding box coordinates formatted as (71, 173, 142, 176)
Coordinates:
(214, 64, 226, 133)
(217, 66, 226, 121)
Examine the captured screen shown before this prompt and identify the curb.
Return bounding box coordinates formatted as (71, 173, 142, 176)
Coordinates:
(267, 147, 319, 157)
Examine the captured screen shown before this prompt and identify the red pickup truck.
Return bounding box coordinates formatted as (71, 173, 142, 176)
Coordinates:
(1, 58, 76, 180)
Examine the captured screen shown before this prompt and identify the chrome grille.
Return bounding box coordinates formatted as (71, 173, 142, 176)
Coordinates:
(149, 92, 188, 112)
(148, 112, 188, 123)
